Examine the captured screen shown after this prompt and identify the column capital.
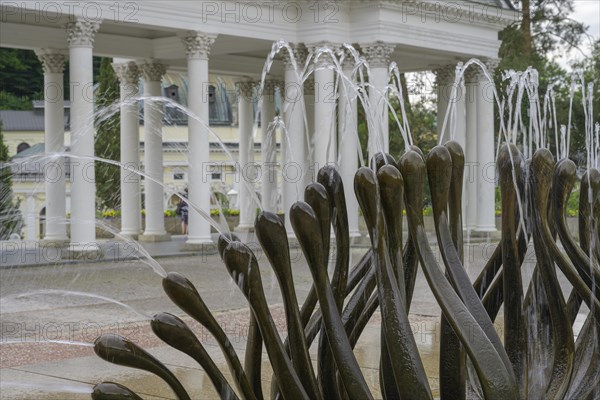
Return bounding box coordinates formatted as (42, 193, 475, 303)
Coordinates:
(65, 19, 101, 47)
(139, 61, 166, 82)
(112, 61, 140, 85)
(483, 58, 500, 73)
(179, 31, 217, 60)
(307, 41, 340, 68)
(463, 65, 479, 84)
(282, 43, 308, 69)
(359, 41, 395, 68)
(434, 64, 456, 86)
(35, 49, 67, 74)
(261, 79, 280, 94)
(340, 47, 359, 69)
(478, 58, 500, 79)
(470, 59, 500, 82)
(236, 80, 256, 99)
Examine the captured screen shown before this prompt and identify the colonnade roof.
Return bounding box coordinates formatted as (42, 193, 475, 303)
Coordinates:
(1, 0, 518, 76)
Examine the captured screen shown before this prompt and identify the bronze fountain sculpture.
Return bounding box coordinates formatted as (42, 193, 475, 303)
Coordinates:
(90, 141, 599, 399)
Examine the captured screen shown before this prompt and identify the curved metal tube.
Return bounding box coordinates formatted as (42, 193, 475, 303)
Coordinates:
(433, 143, 466, 400)
(218, 235, 265, 400)
(151, 312, 239, 400)
(528, 149, 574, 399)
(94, 334, 191, 400)
(303, 182, 339, 399)
(290, 201, 374, 400)
(399, 150, 518, 399)
(356, 166, 432, 399)
(162, 272, 257, 400)
(552, 160, 600, 293)
(497, 144, 527, 395)
(221, 242, 310, 400)
(91, 382, 143, 400)
(255, 211, 322, 400)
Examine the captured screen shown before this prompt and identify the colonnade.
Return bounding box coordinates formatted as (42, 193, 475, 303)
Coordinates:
(36, 22, 219, 246)
(435, 60, 499, 233)
(37, 24, 497, 247)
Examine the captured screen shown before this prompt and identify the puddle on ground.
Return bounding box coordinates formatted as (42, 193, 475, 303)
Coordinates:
(2, 313, 445, 399)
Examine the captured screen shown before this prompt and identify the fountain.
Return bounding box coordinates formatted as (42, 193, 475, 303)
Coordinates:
(1, 43, 598, 399)
(86, 144, 599, 400)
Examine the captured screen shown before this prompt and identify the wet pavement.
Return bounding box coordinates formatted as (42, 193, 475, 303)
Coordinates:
(0, 239, 589, 399)
(0, 235, 210, 268)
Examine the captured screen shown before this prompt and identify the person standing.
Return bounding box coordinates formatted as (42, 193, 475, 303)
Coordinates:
(176, 188, 189, 235)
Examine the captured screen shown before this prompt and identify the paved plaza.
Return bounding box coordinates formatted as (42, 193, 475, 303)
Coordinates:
(0, 238, 589, 399)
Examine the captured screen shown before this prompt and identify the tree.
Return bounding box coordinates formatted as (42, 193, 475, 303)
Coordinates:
(0, 47, 103, 109)
(0, 91, 33, 110)
(0, 120, 24, 239)
(547, 39, 600, 161)
(497, 0, 594, 159)
(0, 48, 44, 101)
(500, 0, 588, 68)
(94, 58, 121, 210)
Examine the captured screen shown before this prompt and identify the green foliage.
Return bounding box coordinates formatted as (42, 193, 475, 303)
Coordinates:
(496, 0, 597, 160)
(0, 91, 33, 110)
(495, 186, 502, 216)
(99, 208, 185, 218)
(100, 209, 121, 218)
(566, 183, 580, 217)
(357, 73, 438, 206)
(495, 182, 580, 217)
(0, 120, 24, 239)
(500, 0, 587, 66)
(356, 100, 370, 163)
(391, 98, 437, 207)
(527, 0, 587, 56)
(0, 48, 44, 101)
(210, 208, 240, 217)
(94, 58, 121, 211)
(0, 48, 103, 108)
(399, 101, 438, 156)
(212, 191, 230, 209)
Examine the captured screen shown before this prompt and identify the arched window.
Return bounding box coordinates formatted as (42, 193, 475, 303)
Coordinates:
(17, 142, 30, 154)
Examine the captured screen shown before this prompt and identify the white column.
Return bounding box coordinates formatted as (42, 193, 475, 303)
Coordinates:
(181, 31, 217, 245)
(436, 65, 450, 142)
(36, 49, 67, 242)
(437, 64, 468, 224)
(139, 61, 169, 240)
(476, 59, 499, 233)
(113, 61, 141, 238)
(464, 68, 479, 230)
(66, 19, 100, 247)
(26, 195, 37, 240)
(360, 42, 395, 158)
(236, 80, 256, 231)
(455, 81, 467, 222)
(436, 64, 467, 146)
(260, 80, 278, 212)
(282, 43, 308, 234)
(339, 53, 360, 238)
(303, 76, 315, 186)
(454, 80, 467, 148)
(309, 42, 338, 170)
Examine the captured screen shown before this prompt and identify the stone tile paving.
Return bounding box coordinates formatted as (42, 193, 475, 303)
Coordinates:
(0, 240, 587, 399)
